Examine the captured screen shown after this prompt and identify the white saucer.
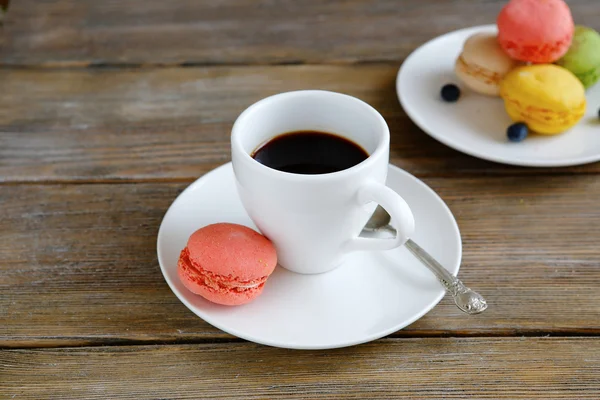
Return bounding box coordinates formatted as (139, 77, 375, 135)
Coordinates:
(397, 25, 600, 167)
(157, 163, 461, 349)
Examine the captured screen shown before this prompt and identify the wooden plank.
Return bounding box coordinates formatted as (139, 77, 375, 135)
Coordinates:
(0, 1, 9, 26)
(2, 338, 600, 399)
(2, 177, 599, 346)
(1, 65, 599, 183)
(0, 183, 228, 346)
(1, 0, 599, 66)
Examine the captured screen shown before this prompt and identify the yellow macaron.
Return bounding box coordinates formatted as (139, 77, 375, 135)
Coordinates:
(500, 64, 586, 135)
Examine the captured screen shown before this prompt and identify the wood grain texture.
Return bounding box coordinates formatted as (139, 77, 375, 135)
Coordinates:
(2, 65, 600, 183)
(2, 0, 599, 395)
(1, 0, 599, 66)
(2, 177, 599, 347)
(2, 338, 600, 399)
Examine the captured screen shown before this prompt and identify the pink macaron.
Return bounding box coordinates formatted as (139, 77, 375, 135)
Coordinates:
(178, 223, 277, 306)
(497, 0, 574, 63)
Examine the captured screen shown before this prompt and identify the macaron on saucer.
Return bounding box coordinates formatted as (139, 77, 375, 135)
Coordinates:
(157, 163, 461, 350)
(178, 223, 277, 306)
(397, 25, 600, 167)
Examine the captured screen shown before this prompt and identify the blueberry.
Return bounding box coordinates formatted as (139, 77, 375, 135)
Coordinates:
(507, 123, 529, 142)
(441, 84, 461, 102)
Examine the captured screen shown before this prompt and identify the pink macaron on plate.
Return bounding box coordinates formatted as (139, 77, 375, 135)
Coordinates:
(157, 163, 461, 350)
(398, 25, 600, 167)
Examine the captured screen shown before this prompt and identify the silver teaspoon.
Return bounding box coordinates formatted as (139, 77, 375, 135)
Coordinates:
(364, 206, 487, 315)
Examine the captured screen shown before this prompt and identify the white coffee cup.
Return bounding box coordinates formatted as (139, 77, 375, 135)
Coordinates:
(231, 90, 414, 274)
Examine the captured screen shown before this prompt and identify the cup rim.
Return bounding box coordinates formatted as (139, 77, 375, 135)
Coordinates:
(231, 90, 389, 181)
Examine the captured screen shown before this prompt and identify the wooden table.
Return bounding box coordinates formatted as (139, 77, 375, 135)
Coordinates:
(2, 1, 599, 398)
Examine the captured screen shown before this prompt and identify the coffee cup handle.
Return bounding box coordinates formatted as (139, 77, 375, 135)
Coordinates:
(345, 181, 415, 252)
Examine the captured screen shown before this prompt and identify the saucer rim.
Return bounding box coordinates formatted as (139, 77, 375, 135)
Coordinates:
(396, 24, 600, 168)
(157, 162, 462, 349)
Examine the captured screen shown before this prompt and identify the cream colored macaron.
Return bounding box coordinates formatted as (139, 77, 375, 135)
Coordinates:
(455, 32, 519, 96)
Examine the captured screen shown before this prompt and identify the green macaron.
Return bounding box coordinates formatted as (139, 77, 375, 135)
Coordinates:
(557, 26, 600, 89)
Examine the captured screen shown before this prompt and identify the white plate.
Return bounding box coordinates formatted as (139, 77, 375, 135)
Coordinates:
(157, 163, 461, 350)
(397, 25, 600, 167)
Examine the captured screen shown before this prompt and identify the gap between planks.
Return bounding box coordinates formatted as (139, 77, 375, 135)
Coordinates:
(0, 59, 395, 70)
(4, 331, 600, 351)
(3, 168, 600, 185)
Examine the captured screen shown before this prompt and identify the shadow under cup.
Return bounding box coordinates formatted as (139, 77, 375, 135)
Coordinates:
(231, 90, 393, 274)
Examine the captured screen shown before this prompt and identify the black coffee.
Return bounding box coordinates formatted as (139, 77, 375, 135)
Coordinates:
(252, 131, 369, 174)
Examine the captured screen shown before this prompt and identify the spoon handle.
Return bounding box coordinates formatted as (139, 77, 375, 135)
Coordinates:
(375, 224, 486, 314)
(404, 239, 469, 296)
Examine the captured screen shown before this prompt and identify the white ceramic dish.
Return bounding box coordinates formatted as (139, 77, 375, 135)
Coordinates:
(157, 163, 461, 350)
(397, 25, 600, 167)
